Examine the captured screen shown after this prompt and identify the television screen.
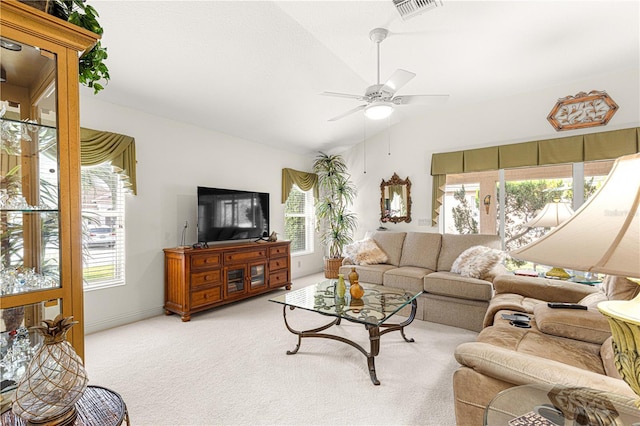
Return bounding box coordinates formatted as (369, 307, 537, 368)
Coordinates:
(197, 187, 269, 243)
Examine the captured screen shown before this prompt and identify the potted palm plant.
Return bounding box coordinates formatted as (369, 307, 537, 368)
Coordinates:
(313, 152, 357, 278)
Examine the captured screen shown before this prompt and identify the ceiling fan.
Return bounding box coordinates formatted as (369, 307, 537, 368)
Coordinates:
(322, 27, 449, 122)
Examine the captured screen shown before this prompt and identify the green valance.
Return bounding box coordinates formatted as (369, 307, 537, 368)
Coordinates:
(464, 146, 499, 172)
(281, 168, 318, 203)
(584, 128, 638, 161)
(431, 127, 640, 176)
(538, 135, 583, 165)
(81, 128, 137, 195)
(431, 150, 464, 175)
(429, 126, 640, 226)
(499, 141, 538, 169)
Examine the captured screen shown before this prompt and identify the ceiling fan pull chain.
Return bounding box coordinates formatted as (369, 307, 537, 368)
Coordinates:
(363, 118, 367, 174)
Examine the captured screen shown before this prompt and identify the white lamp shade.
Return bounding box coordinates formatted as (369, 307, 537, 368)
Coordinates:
(364, 102, 393, 120)
(525, 201, 574, 228)
(510, 152, 640, 278)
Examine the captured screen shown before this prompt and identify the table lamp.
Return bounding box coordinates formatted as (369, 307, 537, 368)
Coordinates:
(510, 152, 640, 404)
(524, 200, 574, 279)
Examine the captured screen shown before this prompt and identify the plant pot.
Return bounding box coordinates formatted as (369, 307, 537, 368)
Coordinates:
(324, 257, 343, 279)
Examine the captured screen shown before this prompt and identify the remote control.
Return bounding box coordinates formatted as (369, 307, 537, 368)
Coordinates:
(547, 302, 588, 310)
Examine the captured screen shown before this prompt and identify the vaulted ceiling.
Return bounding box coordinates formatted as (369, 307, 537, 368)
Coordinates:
(86, 0, 639, 154)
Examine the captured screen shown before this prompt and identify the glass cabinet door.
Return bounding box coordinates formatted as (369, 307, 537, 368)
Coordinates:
(1, 35, 61, 399)
(249, 262, 266, 291)
(225, 266, 246, 296)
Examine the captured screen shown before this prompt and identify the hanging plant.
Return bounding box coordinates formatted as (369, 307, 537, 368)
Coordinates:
(65, 1, 109, 93)
(26, 0, 110, 93)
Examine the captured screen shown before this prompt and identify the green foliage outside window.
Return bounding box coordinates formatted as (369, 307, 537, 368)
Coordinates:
(451, 186, 478, 234)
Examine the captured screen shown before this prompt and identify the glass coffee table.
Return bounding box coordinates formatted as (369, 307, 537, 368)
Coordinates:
(269, 280, 422, 385)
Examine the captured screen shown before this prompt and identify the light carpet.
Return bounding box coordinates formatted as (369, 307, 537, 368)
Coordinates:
(84, 274, 477, 425)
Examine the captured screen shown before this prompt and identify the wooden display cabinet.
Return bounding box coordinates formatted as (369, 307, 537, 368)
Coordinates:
(164, 241, 292, 321)
(0, 0, 99, 402)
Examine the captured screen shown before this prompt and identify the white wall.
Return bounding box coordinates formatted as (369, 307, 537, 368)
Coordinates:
(79, 96, 323, 333)
(342, 68, 640, 239)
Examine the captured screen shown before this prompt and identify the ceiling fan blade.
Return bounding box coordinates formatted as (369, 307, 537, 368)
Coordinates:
(392, 94, 449, 105)
(328, 105, 367, 121)
(321, 91, 366, 101)
(381, 69, 416, 95)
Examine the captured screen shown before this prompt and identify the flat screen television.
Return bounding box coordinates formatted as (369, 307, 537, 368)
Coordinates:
(197, 186, 269, 243)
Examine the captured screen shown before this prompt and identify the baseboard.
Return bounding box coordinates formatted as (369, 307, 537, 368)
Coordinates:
(84, 306, 164, 335)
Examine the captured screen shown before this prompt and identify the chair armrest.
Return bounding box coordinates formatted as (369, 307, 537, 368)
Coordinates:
(493, 275, 597, 303)
(454, 342, 635, 397)
(533, 304, 611, 344)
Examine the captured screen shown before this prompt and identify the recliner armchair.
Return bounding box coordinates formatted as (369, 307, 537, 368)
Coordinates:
(453, 275, 640, 425)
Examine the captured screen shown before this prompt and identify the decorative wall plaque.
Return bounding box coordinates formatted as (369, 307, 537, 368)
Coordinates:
(547, 90, 618, 131)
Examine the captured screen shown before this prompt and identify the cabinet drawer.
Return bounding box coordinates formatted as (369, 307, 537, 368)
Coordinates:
(269, 258, 288, 272)
(269, 246, 289, 258)
(191, 253, 221, 269)
(191, 286, 223, 308)
(224, 249, 266, 263)
(269, 270, 289, 287)
(191, 270, 222, 288)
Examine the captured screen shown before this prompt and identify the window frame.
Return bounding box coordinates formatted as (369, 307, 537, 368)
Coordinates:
(283, 184, 314, 256)
(81, 162, 126, 291)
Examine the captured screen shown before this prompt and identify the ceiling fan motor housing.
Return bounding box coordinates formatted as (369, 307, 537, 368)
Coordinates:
(365, 84, 394, 101)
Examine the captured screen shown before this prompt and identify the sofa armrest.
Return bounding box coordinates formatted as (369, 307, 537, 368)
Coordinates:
(533, 304, 611, 344)
(493, 275, 597, 303)
(454, 342, 635, 397)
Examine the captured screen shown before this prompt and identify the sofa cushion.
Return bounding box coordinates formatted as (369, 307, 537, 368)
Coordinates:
(437, 234, 501, 272)
(578, 275, 639, 307)
(424, 271, 493, 301)
(601, 275, 640, 300)
(365, 231, 406, 266)
(399, 232, 441, 270)
(451, 245, 505, 279)
(532, 304, 611, 345)
(476, 325, 605, 375)
(383, 266, 432, 294)
(343, 238, 389, 265)
(338, 264, 395, 285)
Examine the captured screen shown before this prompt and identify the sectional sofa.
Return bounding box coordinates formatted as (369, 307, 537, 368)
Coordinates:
(452, 275, 640, 424)
(338, 231, 505, 332)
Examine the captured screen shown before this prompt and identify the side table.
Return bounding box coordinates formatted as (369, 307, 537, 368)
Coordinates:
(484, 383, 639, 425)
(1, 385, 129, 426)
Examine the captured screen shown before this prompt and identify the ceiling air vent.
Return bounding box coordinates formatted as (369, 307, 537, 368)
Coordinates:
(393, 0, 442, 21)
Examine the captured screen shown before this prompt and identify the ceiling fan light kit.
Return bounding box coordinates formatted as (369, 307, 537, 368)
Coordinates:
(364, 102, 394, 120)
(393, 0, 443, 21)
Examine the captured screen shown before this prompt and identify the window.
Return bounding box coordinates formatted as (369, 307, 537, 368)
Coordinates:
(442, 160, 614, 271)
(81, 162, 125, 289)
(283, 185, 314, 255)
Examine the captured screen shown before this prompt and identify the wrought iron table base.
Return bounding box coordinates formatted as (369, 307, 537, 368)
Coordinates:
(281, 298, 417, 385)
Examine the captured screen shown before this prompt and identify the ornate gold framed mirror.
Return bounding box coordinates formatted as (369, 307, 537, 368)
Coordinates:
(380, 173, 411, 223)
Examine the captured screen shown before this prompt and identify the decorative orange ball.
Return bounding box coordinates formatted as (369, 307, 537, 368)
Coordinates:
(350, 282, 364, 299)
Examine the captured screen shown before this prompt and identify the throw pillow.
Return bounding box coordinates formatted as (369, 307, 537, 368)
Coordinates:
(451, 245, 505, 279)
(343, 238, 389, 265)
